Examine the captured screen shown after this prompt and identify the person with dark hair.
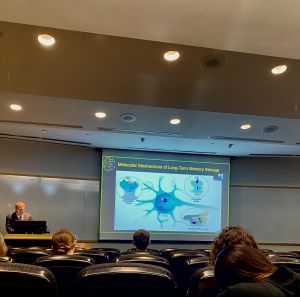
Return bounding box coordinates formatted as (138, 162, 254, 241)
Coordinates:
(215, 245, 300, 297)
(52, 229, 77, 255)
(133, 229, 150, 251)
(209, 225, 258, 265)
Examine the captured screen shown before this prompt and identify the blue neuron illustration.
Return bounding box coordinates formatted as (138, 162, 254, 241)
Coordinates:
(136, 176, 213, 227)
(120, 177, 139, 202)
(191, 177, 204, 196)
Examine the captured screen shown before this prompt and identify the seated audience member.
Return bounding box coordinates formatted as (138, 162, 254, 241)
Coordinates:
(52, 229, 76, 255)
(215, 245, 300, 297)
(133, 229, 151, 252)
(209, 225, 258, 266)
(0, 233, 8, 256)
(6, 201, 33, 233)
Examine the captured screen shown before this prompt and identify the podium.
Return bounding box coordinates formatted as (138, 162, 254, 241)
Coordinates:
(4, 234, 52, 247)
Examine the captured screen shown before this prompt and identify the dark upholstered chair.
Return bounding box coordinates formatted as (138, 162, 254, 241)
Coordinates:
(182, 257, 209, 290)
(9, 248, 53, 264)
(126, 247, 161, 256)
(269, 256, 300, 272)
(36, 255, 94, 297)
(259, 248, 274, 253)
(0, 256, 14, 262)
(90, 247, 121, 261)
(168, 251, 208, 278)
(77, 262, 177, 297)
(0, 262, 58, 297)
(187, 268, 218, 297)
(160, 248, 207, 261)
(267, 252, 300, 259)
(74, 250, 109, 264)
(114, 253, 170, 270)
(160, 248, 177, 260)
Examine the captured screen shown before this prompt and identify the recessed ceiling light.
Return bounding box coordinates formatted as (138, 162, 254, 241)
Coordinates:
(38, 34, 56, 47)
(95, 112, 106, 119)
(164, 51, 180, 62)
(170, 118, 181, 125)
(271, 65, 287, 75)
(10, 104, 22, 111)
(240, 124, 251, 130)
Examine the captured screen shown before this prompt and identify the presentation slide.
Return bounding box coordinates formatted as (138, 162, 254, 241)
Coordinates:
(100, 149, 230, 241)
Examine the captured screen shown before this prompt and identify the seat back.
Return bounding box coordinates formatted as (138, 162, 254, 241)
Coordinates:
(77, 262, 177, 297)
(269, 256, 300, 272)
(90, 247, 121, 261)
(9, 248, 53, 264)
(267, 252, 300, 259)
(0, 256, 14, 262)
(115, 253, 170, 270)
(126, 248, 161, 256)
(182, 257, 209, 290)
(36, 255, 94, 297)
(187, 268, 218, 297)
(0, 262, 57, 297)
(73, 250, 109, 264)
(169, 251, 208, 277)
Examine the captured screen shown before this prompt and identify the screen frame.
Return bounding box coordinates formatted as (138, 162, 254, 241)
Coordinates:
(99, 149, 230, 242)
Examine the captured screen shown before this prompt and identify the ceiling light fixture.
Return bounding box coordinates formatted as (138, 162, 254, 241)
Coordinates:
(240, 124, 251, 130)
(170, 118, 181, 125)
(10, 104, 22, 111)
(164, 51, 180, 62)
(38, 34, 56, 47)
(271, 65, 287, 75)
(95, 112, 106, 119)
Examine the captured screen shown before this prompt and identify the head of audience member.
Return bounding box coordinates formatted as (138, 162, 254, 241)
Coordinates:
(214, 244, 277, 288)
(52, 229, 76, 255)
(0, 233, 8, 256)
(15, 201, 26, 217)
(209, 225, 258, 265)
(133, 229, 150, 251)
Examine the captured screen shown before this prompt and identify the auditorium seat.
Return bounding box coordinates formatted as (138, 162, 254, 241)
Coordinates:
(269, 256, 300, 272)
(77, 262, 177, 297)
(126, 247, 161, 256)
(160, 248, 177, 260)
(114, 253, 170, 270)
(168, 251, 208, 276)
(36, 255, 94, 297)
(0, 262, 58, 297)
(187, 268, 218, 297)
(267, 252, 300, 259)
(289, 250, 300, 257)
(9, 248, 53, 264)
(74, 250, 109, 263)
(90, 247, 121, 261)
(0, 256, 14, 262)
(182, 257, 209, 291)
(259, 248, 274, 253)
(160, 248, 207, 261)
(168, 251, 208, 295)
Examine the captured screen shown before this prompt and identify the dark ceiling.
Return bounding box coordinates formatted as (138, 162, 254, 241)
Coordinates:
(1, 21, 300, 119)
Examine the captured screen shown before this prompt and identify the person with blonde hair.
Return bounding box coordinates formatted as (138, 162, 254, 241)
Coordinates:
(52, 229, 77, 255)
(0, 233, 8, 256)
(6, 201, 33, 233)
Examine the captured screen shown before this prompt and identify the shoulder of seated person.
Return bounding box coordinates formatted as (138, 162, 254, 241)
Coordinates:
(219, 282, 286, 297)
